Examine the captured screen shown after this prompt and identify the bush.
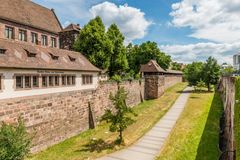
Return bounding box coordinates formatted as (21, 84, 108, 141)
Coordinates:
(0, 118, 32, 160)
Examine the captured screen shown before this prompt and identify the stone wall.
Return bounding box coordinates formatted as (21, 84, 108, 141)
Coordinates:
(59, 30, 79, 50)
(0, 80, 144, 152)
(218, 77, 236, 160)
(0, 75, 181, 152)
(144, 75, 165, 99)
(164, 74, 183, 89)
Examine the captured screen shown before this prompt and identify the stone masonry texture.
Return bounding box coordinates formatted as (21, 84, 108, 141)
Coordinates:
(0, 76, 182, 152)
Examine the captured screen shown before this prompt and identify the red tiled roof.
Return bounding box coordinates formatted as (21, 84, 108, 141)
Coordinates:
(166, 69, 183, 74)
(0, 39, 100, 72)
(140, 60, 183, 75)
(0, 0, 62, 33)
(140, 60, 166, 73)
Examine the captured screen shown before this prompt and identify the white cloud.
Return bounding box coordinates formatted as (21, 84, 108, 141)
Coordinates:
(170, 0, 240, 43)
(160, 42, 240, 65)
(39, 0, 101, 23)
(90, 2, 152, 43)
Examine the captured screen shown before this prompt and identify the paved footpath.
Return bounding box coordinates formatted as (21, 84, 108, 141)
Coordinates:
(97, 87, 193, 160)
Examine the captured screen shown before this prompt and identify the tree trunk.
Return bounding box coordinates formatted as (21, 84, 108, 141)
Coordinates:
(119, 129, 123, 144)
(208, 83, 211, 91)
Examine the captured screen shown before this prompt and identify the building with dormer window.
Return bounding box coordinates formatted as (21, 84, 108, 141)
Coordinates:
(0, 0, 100, 100)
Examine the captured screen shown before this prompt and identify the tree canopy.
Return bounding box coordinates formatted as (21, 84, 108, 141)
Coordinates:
(74, 16, 173, 78)
(107, 24, 128, 77)
(183, 62, 203, 86)
(171, 62, 182, 71)
(127, 41, 172, 75)
(202, 57, 220, 91)
(74, 16, 112, 70)
(183, 57, 221, 91)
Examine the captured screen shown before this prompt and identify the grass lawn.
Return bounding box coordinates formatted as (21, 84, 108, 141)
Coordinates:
(157, 90, 223, 160)
(235, 77, 240, 160)
(27, 83, 187, 160)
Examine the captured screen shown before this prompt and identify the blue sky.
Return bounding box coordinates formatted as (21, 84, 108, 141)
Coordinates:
(33, 0, 240, 64)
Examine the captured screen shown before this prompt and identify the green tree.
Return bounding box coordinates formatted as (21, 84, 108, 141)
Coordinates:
(194, 80, 206, 92)
(171, 62, 182, 71)
(101, 87, 136, 144)
(127, 41, 171, 75)
(202, 57, 221, 91)
(222, 65, 234, 76)
(126, 43, 139, 76)
(183, 62, 203, 86)
(0, 118, 32, 160)
(107, 24, 128, 77)
(74, 16, 112, 69)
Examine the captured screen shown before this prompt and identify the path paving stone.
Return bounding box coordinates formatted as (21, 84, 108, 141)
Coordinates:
(97, 87, 192, 160)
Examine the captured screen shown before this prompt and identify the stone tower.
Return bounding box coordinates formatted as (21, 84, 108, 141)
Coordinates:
(59, 23, 80, 50)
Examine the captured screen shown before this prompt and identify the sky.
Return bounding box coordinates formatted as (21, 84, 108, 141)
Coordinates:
(33, 0, 240, 65)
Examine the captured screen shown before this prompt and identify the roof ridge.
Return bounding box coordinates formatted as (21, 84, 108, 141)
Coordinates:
(51, 8, 63, 30)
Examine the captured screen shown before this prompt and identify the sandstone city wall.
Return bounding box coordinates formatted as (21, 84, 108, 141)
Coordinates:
(0, 75, 182, 152)
(164, 74, 183, 89)
(218, 77, 236, 160)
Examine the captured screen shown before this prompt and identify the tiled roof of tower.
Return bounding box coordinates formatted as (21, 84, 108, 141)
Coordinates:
(0, 0, 62, 33)
(61, 24, 81, 32)
(140, 60, 166, 73)
(140, 60, 183, 74)
(0, 39, 100, 72)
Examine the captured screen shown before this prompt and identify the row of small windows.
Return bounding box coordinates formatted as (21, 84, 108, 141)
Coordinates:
(15, 75, 76, 90)
(5, 26, 57, 47)
(0, 74, 94, 91)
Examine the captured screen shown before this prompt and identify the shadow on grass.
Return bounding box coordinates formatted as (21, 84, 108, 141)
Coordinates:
(177, 90, 212, 94)
(76, 139, 116, 153)
(195, 92, 223, 160)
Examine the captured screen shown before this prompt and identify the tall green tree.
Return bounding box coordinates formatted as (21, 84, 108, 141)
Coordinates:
(183, 62, 203, 86)
(107, 24, 128, 77)
(127, 41, 171, 75)
(126, 43, 139, 76)
(74, 16, 112, 69)
(202, 57, 221, 91)
(101, 87, 136, 144)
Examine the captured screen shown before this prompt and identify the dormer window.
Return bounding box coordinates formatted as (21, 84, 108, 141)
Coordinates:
(68, 55, 76, 62)
(0, 49, 6, 54)
(51, 37, 56, 48)
(24, 49, 36, 57)
(5, 26, 14, 39)
(49, 53, 59, 60)
(31, 32, 38, 44)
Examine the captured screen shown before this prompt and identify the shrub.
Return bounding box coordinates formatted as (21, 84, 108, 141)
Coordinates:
(0, 118, 32, 160)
